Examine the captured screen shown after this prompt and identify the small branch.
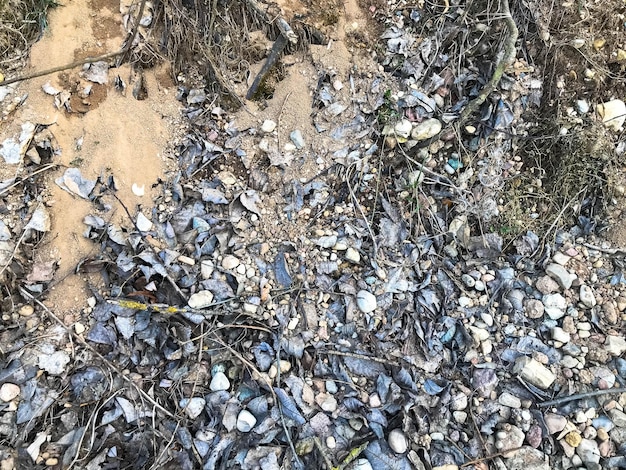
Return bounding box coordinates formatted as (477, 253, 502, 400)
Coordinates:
(537, 387, 626, 408)
(0, 0, 148, 87)
(0, 163, 58, 197)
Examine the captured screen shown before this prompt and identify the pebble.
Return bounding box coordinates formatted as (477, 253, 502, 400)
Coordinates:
(74, 322, 86, 335)
(608, 409, 626, 427)
(44, 458, 58, 466)
(498, 392, 522, 408)
(495, 424, 525, 455)
(345, 247, 361, 264)
(576, 438, 600, 465)
(326, 436, 336, 449)
(318, 394, 337, 412)
(605, 335, 626, 355)
(388, 428, 408, 453)
(136, 212, 152, 232)
(326, 380, 338, 394)
(19, 305, 34, 316)
(542, 293, 567, 320)
(450, 393, 468, 411)
(579, 285, 596, 308)
(526, 424, 543, 448)
(180, 397, 206, 419)
(525, 299, 545, 319)
(210, 371, 230, 391)
(551, 327, 570, 344)
(0, 383, 20, 402)
(290, 130, 305, 149)
(545, 263, 576, 289)
(544, 413, 567, 434)
(188, 290, 214, 309)
(461, 274, 475, 288)
(513, 356, 555, 389)
(316, 235, 337, 248)
(597, 99, 626, 131)
(535, 276, 560, 294)
(356, 290, 377, 313)
(221, 255, 240, 270)
(553, 251, 571, 265)
(236, 410, 257, 432)
(411, 118, 442, 141)
(394, 119, 412, 140)
(503, 447, 549, 470)
(261, 120, 277, 133)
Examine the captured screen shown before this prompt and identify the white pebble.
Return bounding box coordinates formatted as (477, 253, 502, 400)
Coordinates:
(356, 290, 377, 313)
(261, 120, 277, 133)
(388, 428, 408, 453)
(210, 371, 230, 391)
(0, 383, 20, 402)
(237, 410, 257, 432)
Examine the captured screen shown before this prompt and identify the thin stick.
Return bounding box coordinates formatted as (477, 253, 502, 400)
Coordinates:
(0, 0, 148, 87)
(537, 387, 626, 408)
(0, 163, 58, 197)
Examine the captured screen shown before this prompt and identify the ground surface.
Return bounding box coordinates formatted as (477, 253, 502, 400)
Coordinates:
(1, 0, 626, 469)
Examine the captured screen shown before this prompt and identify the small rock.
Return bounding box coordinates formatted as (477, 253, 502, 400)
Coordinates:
(473, 368, 498, 398)
(261, 120, 277, 133)
(326, 436, 336, 449)
(597, 99, 626, 131)
(565, 431, 582, 447)
(524, 299, 545, 319)
(498, 392, 522, 408)
(542, 293, 567, 320)
(318, 394, 337, 413)
(544, 413, 567, 434)
(605, 335, 626, 356)
(576, 100, 590, 114)
(237, 410, 257, 432)
(210, 371, 230, 391)
(496, 424, 525, 456)
(290, 130, 305, 149)
(315, 235, 337, 248)
(188, 290, 214, 309)
(535, 275, 560, 294)
(411, 118, 442, 141)
(526, 424, 543, 448)
(450, 392, 468, 411)
(546, 263, 576, 289)
(356, 290, 377, 313)
(0, 383, 20, 402)
(576, 438, 600, 465)
(551, 327, 570, 344)
(388, 428, 408, 453)
(19, 305, 34, 316)
(461, 274, 476, 288)
(74, 322, 86, 335)
(345, 247, 361, 264)
(579, 285, 596, 308)
(136, 212, 152, 232)
(394, 119, 412, 140)
(221, 255, 240, 270)
(180, 397, 206, 419)
(553, 251, 571, 265)
(325, 380, 338, 394)
(608, 409, 626, 428)
(513, 356, 555, 389)
(44, 458, 58, 466)
(504, 447, 549, 470)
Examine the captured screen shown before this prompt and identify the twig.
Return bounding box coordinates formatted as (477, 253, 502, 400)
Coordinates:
(0, 0, 148, 86)
(461, 446, 525, 467)
(537, 387, 626, 408)
(246, 33, 288, 100)
(0, 163, 58, 197)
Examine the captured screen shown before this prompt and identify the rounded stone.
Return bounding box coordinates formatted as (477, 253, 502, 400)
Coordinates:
(236, 409, 257, 432)
(210, 371, 231, 391)
(388, 428, 408, 453)
(356, 290, 377, 313)
(0, 383, 20, 402)
(411, 118, 442, 141)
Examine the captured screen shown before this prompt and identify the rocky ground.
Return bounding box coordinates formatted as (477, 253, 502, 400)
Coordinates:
(1, 0, 626, 469)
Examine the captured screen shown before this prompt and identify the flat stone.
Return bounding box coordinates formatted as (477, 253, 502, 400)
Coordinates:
(498, 392, 522, 408)
(236, 410, 257, 432)
(552, 252, 571, 265)
(345, 247, 361, 264)
(542, 293, 567, 320)
(188, 290, 214, 309)
(315, 235, 337, 248)
(496, 424, 525, 456)
(552, 327, 571, 344)
(605, 335, 626, 356)
(576, 438, 601, 464)
(608, 409, 626, 428)
(221, 255, 240, 270)
(579, 285, 597, 308)
(179, 397, 206, 419)
(209, 371, 230, 391)
(411, 118, 442, 141)
(388, 428, 408, 453)
(514, 356, 555, 389)
(356, 290, 377, 313)
(535, 275, 560, 294)
(290, 130, 305, 149)
(546, 263, 576, 289)
(394, 119, 412, 140)
(0, 384, 20, 402)
(504, 446, 549, 470)
(597, 99, 626, 131)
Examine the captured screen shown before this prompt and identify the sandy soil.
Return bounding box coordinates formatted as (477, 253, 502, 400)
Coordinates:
(0, 0, 180, 318)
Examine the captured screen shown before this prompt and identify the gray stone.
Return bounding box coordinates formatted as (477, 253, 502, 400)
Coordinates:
(579, 285, 597, 308)
(576, 438, 600, 465)
(546, 263, 576, 289)
(315, 235, 337, 248)
(544, 413, 567, 434)
(473, 368, 498, 398)
(188, 290, 214, 309)
(504, 446, 549, 470)
(606, 335, 626, 356)
(542, 293, 567, 320)
(356, 290, 377, 313)
(498, 392, 522, 408)
(388, 428, 408, 453)
(179, 397, 206, 419)
(461, 274, 476, 288)
(535, 275, 560, 294)
(513, 356, 555, 389)
(524, 299, 545, 319)
(236, 409, 257, 432)
(210, 371, 230, 391)
(551, 327, 571, 344)
(345, 247, 361, 264)
(608, 409, 626, 428)
(290, 130, 305, 149)
(411, 118, 442, 141)
(496, 424, 525, 456)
